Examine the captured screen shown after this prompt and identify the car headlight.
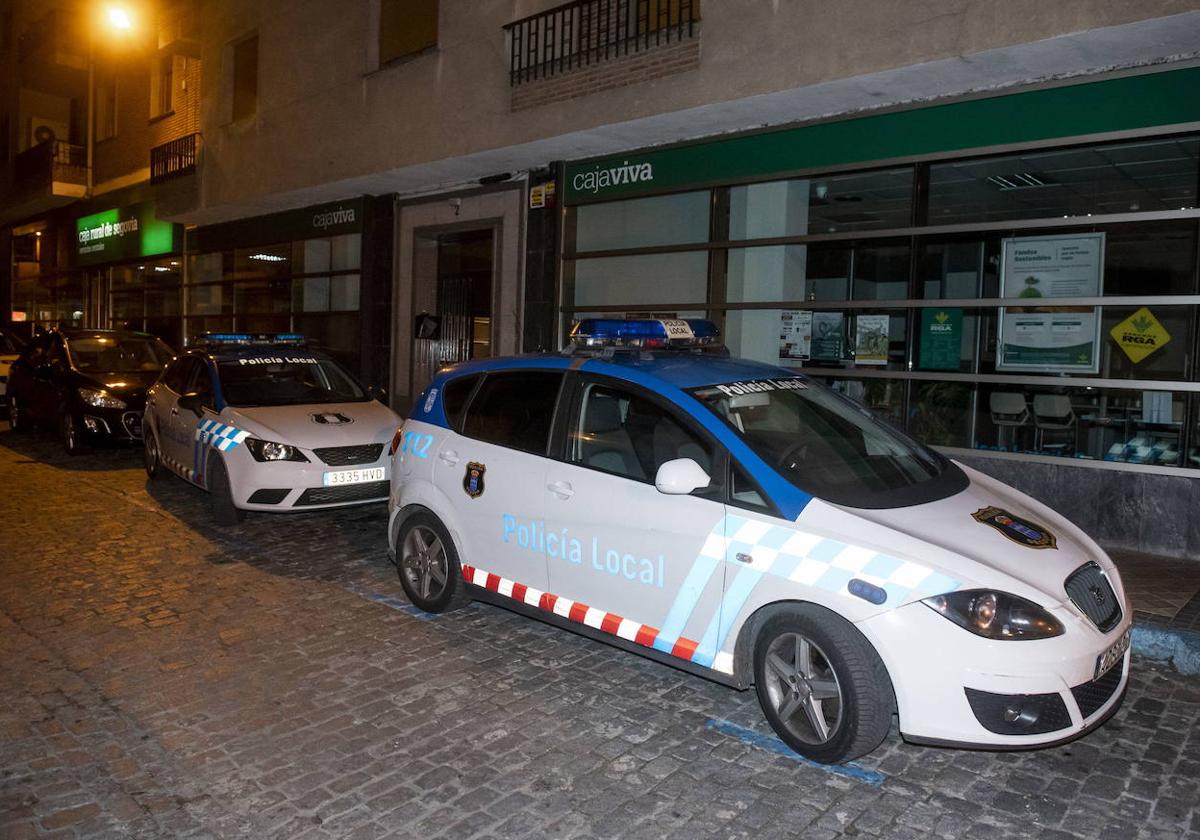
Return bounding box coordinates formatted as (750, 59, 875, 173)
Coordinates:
(78, 387, 126, 410)
(244, 437, 309, 462)
(922, 590, 1064, 640)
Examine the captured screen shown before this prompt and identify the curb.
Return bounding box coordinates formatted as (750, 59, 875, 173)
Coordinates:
(1132, 623, 1200, 675)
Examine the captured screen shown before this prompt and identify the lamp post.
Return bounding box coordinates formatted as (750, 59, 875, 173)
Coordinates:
(86, 6, 134, 196)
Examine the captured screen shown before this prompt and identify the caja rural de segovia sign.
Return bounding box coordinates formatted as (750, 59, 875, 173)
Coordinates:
(75, 202, 181, 266)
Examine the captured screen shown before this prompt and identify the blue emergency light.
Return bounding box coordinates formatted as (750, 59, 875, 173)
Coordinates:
(569, 318, 721, 349)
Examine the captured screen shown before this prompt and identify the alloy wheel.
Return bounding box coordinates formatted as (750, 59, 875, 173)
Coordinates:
(761, 631, 845, 745)
(401, 525, 449, 601)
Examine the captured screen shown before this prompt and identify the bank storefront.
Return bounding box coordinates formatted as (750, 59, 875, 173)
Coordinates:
(560, 66, 1200, 556)
(186, 198, 370, 374)
(9, 195, 184, 345)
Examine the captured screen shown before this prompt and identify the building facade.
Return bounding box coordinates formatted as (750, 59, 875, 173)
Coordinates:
(4, 0, 1200, 555)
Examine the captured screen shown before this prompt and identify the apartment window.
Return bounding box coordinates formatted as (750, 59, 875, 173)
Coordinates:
(379, 0, 438, 65)
(232, 35, 258, 121)
(151, 55, 175, 117)
(96, 76, 118, 141)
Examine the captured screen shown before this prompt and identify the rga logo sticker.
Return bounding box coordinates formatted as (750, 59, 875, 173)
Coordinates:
(971, 506, 1057, 550)
(311, 412, 353, 425)
(463, 462, 486, 498)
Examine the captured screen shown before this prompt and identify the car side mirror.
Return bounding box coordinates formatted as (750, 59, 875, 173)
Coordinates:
(368, 385, 388, 404)
(178, 392, 205, 417)
(655, 458, 711, 495)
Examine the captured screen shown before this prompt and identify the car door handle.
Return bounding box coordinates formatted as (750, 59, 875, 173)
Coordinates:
(438, 449, 460, 465)
(546, 480, 574, 499)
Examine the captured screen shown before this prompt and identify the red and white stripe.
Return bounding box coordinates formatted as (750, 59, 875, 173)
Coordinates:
(461, 564, 704, 662)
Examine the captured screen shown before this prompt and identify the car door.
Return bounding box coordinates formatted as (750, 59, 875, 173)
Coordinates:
(33, 335, 69, 421)
(176, 359, 220, 485)
(151, 356, 193, 471)
(432, 369, 564, 593)
(542, 375, 730, 667)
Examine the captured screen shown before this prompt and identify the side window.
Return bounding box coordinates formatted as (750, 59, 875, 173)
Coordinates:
(442, 374, 479, 430)
(162, 357, 193, 393)
(570, 381, 714, 483)
(461, 371, 563, 455)
(729, 463, 771, 513)
(187, 361, 215, 407)
(48, 338, 68, 369)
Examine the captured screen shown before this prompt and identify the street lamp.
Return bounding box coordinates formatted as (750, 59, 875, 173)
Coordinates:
(86, 4, 136, 195)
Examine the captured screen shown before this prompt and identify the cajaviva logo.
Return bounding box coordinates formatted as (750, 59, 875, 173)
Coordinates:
(572, 160, 655, 194)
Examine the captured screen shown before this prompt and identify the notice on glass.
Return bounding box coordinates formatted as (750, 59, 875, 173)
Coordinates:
(854, 314, 890, 365)
(811, 312, 845, 361)
(779, 310, 813, 359)
(998, 233, 1103, 373)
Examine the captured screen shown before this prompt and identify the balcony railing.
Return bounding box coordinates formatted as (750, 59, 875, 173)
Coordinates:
(150, 133, 199, 185)
(13, 140, 86, 193)
(504, 0, 699, 86)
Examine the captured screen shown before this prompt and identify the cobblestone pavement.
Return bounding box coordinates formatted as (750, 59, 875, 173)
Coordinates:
(1, 427, 1198, 840)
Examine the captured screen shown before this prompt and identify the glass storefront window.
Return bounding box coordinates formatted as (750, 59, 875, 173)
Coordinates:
(730, 167, 913, 238)
(975, 384, 1184, 466)
(574, 191, 710, 252)
(910, 381, 973, 447)
(928, 136, 1200, 225)
(568, 252, 709, 309)
(851, 242, 909, 300)
(293, 234, 361, 273)
(723, 308, 907, 371)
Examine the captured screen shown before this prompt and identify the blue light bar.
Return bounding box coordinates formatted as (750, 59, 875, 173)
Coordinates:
(569, 318, 721, 349)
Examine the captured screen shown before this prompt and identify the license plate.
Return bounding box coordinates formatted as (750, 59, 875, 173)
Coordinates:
(1094, 627, 1131, 680)
(322, 467, 385, 487)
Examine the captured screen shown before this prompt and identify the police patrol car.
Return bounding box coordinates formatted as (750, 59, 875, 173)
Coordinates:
(388, 319, 1131, 764)
(144, 333, 401, 525)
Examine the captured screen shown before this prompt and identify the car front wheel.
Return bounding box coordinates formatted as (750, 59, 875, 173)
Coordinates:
(8, 395, 27, 431)
(396, 512, 471, 613)
(207, 455, 245, 526)
(144, 427, 169, 480)
(753, 605, 894, 764)
(60, 410, 84, 456)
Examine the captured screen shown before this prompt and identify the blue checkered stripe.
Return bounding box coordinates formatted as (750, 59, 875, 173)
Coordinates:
(681, 514, 960, 673)
(196, 419, 250, 452)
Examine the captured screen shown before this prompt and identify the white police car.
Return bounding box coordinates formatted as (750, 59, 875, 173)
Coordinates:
(388, 319, 1131, 763)
(144, 334, 401, 525)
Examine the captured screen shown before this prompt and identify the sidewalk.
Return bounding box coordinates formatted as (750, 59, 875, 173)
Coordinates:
(1110, 548, 1200, 673)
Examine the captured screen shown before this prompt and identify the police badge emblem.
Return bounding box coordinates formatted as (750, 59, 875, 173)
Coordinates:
(971, 506, 1057, 549)
(463, 462, 486, 498)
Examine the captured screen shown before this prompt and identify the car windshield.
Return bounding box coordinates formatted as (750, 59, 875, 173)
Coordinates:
(0, 331, 24, 355)
(68, 336, 173, 373)
(217, 355, 367, 407)
(690, 377, 966, 508)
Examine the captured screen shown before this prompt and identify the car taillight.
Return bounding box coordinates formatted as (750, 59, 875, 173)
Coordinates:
(389, 425, 405, 456)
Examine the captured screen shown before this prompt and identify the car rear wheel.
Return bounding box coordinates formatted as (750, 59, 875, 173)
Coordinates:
(208, 455, 245, 526)
(60, 410, 84, 456)
(144, 427, 169, 480)
(753, 605, 894, 764)
(397, 512, 471, 613)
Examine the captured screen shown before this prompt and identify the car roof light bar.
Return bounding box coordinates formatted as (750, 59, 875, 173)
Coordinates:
(189, 332, 308, 348)
(568, 318, 720, 348)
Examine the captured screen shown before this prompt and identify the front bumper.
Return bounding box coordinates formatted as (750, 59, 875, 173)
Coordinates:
(78, 406, 144, 442)
(229, 451, 391, 512)
(860, 600, 1132, 749)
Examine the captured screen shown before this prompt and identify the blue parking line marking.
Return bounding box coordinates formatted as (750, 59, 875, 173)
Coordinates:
(705, 719, 886, 786)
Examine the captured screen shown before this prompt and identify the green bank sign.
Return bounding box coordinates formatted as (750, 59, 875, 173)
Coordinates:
(564, 66, 1200, 204)
(76, 202, 181, 266)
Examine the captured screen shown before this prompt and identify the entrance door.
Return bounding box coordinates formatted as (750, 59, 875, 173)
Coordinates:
(411, 228, 494, 402)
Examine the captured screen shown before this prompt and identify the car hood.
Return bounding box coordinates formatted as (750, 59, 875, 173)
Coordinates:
(224, 400, 401, 449)
(797, 463, 1114, 608)
(82, 370, 160, 401)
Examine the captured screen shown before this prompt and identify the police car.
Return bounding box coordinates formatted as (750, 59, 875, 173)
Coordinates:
(144, 334, 401, 525)
(388, 319, 1131, 764)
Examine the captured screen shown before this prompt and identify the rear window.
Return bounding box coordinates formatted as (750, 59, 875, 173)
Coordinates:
(441, 374, 480, 430)
(461, 371, 563, 455)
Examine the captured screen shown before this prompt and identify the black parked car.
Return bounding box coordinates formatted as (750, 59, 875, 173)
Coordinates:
(7, 329, 174, 454)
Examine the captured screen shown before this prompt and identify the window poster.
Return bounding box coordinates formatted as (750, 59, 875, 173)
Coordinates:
(779, 309, 813, 359)
(918, 308, 963, 370)
(997, 233, 1103, 373)
(854, 314, 890, 365)
(810, 312, 845, 361)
